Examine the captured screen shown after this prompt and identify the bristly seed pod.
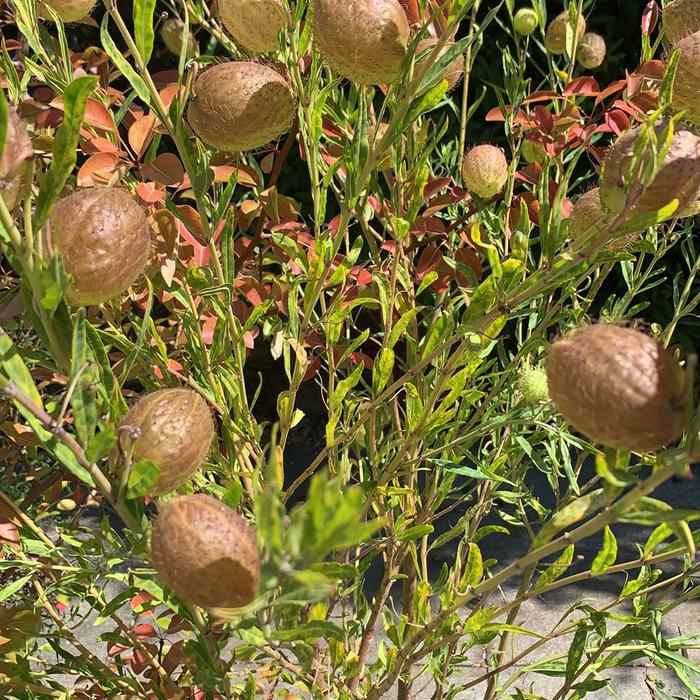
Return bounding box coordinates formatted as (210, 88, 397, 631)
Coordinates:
(513, 8, 539, 36)
(544, 11, 586, 55)
(187, 61, 296, 153)
(38, 0, 95, 22)
(671, 32, 700, 126)
(599, 121, 700, 229)
(116, 389, 214, 496)
(218, 0, 287, 53)
(313, 0, 410, 85)
(0, 111, 33, 212)
(519, 364, 550, 405)
(150, 494, 260, 609)
(415, 37, 464, 91)
(160, 18, 198, 58)
(46, 188, 150, 306)
(546, 324, 686, 452)
(461, 144, 509, 199)
(576, 32, 606, 69)
(663, 0, 700, 43)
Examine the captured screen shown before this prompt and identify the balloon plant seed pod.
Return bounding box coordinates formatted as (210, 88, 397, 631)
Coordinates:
(415, 37, 464, 90)
(599, 121, 700, 229)
(116, 389, 214, 497)
(518, 364, 550, 405)
(0, 110, 33, 212)
(45, 188, 150, 306)
(545, 324, 687, 452)
(187, 61, 296, 152)
(513, 8, 538, 36)
(567, 187, 641, 252)
(313, 0, 410, 85)
(37, 0, 95, 22)
(544, 10, 586, 55)
(671, 32, 700, 126)
(663, 0, 700, 43)
(576, 32, 606, 68)
(218, 0, 287, 53)
(150, 494, 260, 609)
(461, 144, 509, 199)
(160, 18, 198, 57)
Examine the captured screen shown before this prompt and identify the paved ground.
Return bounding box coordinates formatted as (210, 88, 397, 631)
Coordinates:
(32, 459, 700, 699)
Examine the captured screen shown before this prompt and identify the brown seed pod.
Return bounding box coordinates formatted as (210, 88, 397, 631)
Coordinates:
(150, 494, 260, 609)
(187, 61, 296, 152)
(663, 0, 700, 43)
(46, 188, 150, 306)
(461, 144, 509, 199)
(38, 0, 95, 22)
(160, 18, 198, 57)
(599, 121, 700, 228)
(568, 187, 640, 251)
(544, 11, 586, 55)
(117, 389, 214, 496)
(415, 37, 464, 90)
(218, 0, 287, 53)
(313, 0, 410, 84)
(671, 32, 700, 126)
(0, 111, 33, 212)
(576, 32, 606, 69)
(546, 324, 686, 452)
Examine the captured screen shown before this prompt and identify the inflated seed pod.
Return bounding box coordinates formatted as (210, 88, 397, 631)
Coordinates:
(663, 0, 700, 43)
(160, 18, 198, 57)
(415, 37, 464, 90)
(544, 10, 586, 55)
(671, 32, 700, 126)
(599, 121, 700, 228)
(567, 187, 640, 251)
(576, 32, 606, 68)
(117, 389, 214, 496)
(461, 144, 509, 199)
(546, 324, 686, 452)
(187, 61, 296, 152)
(38, 0, 95, 22)
(150, 494, 260, 609)
(313, 0, 410, 84)
(46, 188, 150, 306)
(518, 364, 550, 405)
(513, 8, 538, 36)
(0, 111, 32, 211)
(218, 0, 287, 53)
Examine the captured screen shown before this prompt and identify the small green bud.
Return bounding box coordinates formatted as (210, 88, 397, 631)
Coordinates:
(513, 8, 538, 36)
(519, 364, 550, 405)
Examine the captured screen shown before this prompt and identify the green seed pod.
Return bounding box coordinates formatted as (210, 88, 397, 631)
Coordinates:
(46, 188, 150, 306)
(117, 389, 214, 496)
(150, 494, 260, 609)
(599, 121, 700, 229)
(576, 32, 606, 69)
(0, 110, 32, 212)
(671, 32, 700, 126)
(663, 0, 700, 43)
(415, 37, 464, 91)
(546, 324, 686, 452)
(513, 8, 538, 36)
(544, 11, 586, 55)
(160, 18, 198, 57)
(218, 0, 287, 53)
(38, 0, 95, 22)
(313, 0, 410, 84)
(461, 144, 509, 199)
(519, 364, 550, 405)
(187, 61, 296, 152)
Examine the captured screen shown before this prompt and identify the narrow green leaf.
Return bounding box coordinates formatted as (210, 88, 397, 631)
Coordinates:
(70, 309, 97, 447)
(270, 620, 344, 642)
(126, 459, 160, 499)
(461, 542, 484, 588)
(85, 424, 117, 464)
(591, 525, 617, 574)
(659, 49, 681, 109)
(535, 544, 574, 588)
(330, 361, 364, 411)
(372, 347, 395, 396)
(34, 76, 97, 229)
(565, 627, 588, 680)
(0, 573, 33, 603)
(534, 489, 608, 547)
(397, 524, 434, 542)
(133, 0, 157, 63)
